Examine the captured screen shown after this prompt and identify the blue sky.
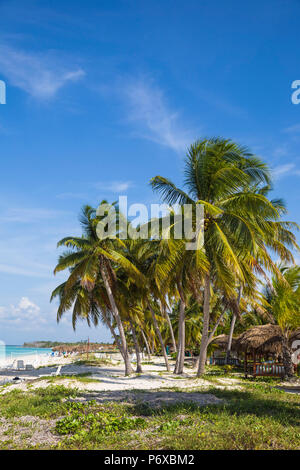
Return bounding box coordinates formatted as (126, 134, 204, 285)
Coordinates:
(0, 0, 300, 344)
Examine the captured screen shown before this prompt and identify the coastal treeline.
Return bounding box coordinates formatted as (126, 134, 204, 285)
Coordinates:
(23, 341, 114, 349)
(51, 138, 300, 378)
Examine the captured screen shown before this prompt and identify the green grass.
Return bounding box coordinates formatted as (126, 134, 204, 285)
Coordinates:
(73, 354, 115, 367)
(33, 373, 100, 384)
(0, 385, 77, 419)
(0, 379, 299, 450)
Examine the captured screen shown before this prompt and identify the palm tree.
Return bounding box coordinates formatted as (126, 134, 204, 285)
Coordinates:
(151, 138, 297, 376)
(263, 265, 300, 378)
(50, 279, 125, 354)
(52, 204, 144, 376)
(121, 238, 172, 371)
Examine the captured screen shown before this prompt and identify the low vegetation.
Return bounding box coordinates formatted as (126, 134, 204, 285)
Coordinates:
(0, 376, 299, 450)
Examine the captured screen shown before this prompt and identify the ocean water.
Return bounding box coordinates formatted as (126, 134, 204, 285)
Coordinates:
(0, 344, 52, 361)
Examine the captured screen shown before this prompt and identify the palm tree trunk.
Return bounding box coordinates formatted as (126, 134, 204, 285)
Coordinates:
(140, 328, 151, 360)
(225, 314, 237, 365)
(104, 313, 124, 359)
(197, 273, 211, 377)
(174, 314, 182, 374)
(150, 337, 155, 354)
(194, 305, 226, 370)
(148, 301, 170, 371)
(129, 319, 143, 373)
(174, 299, 186, 374)
(282, 333, 294, 379)
(100, 264, 133, 376)
(225, 286, 242, 364)
(162, 305, 177, 353)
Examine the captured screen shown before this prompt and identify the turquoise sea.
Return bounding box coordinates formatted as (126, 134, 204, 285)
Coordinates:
(0, 345, 52, 361)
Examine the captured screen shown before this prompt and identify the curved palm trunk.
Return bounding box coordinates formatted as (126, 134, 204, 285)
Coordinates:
(100, 264, 133, 376)
(161, 304, 177, 353)
(140, 328, 151, 360)
(174, 299, 186, 374)
(197, 273, 211, 377)
(166, 311, 177, 353)
(148, 302, 170, 371)
(129, 319, 143, 373)
(282, 333, 294, 379)
(194, 306, 226, 370)
(174, 318, 182, 374)
(225, 314, 237, 365)
(225, 286, 242, 364)
(103, 313, 124, 359)
(150, 337, 155, 354)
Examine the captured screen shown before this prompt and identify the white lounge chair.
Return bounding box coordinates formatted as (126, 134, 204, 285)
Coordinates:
(16, 360, 25, 370)
(3, 360, 16, 370)
(39, 365, 62, 378)
(54, 365, 62, 376)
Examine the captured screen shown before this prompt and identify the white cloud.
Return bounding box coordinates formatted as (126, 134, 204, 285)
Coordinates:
(0, 207, 70, 223)
(93, 181, 133, 193)
(0, 44, 85, 99)
(0, 264, 50, 278)
(283, 124, 300, 134)
(272, 163, 300, 180)
(56, 192, 87, 200)
(0, 297, 46, 327)
(123, 78, 194, 153)
(18, 297, 40, 313)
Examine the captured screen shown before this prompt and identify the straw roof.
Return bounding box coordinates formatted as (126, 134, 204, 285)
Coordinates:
(236, 324, 300, 355)
(211, 334, 239, 351)
(212, 325, 300, 356)
(52, 343, 102, 353)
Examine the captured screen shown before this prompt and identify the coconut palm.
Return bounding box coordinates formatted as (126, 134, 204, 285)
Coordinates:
(50, 278, 124, 354)
(52, 204, 145, 376)
(151, 138, 298, 376)
(263, 265, 300, 378)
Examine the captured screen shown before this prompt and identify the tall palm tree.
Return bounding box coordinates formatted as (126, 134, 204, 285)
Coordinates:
(263, 265, 300, 378)
(50, 279, 124, 354)
(120, 238, 172, 371)
(151, 138, 297, 376)
(52, 204, 144, 376)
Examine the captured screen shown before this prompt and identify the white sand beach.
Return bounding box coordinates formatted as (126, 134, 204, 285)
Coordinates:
(0, 355, 243, 395)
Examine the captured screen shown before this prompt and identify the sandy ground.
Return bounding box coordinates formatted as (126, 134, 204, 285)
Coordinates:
(0, 357, 243, 394)
(0, 353, 73, 369)
(0, 416, 60, 448)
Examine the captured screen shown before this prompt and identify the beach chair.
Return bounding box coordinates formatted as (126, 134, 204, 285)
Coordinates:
(16, 360, 25, 370)
(38, 365, 62, 379)
(25, 364, 34, 371)
(3, 360, 16, 370)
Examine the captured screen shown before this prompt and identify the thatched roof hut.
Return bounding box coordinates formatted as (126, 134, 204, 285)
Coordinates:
(211, 334, 239, 351)
(236, 324, 300, 355)
(237, 324, 282, 355)
(212, 325, 300, 357)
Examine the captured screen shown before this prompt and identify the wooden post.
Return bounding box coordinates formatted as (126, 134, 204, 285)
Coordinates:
(244, 351, 248, 378)
(87, 337, 90, 360)
(253, 351, 256, 378)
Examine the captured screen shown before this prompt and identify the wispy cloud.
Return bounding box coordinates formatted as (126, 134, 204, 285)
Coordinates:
(283, 123, 300, 134)
(0, 207, 70, 223)
(122, 78, 195, 153)
(0, 297, 50, 329)
(93, 181, 133, 193)
(0, 44, 85, 99)
(56, 192, 87, 200)
(0, 264, 50, 278)
(272, 163, 300, 180)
